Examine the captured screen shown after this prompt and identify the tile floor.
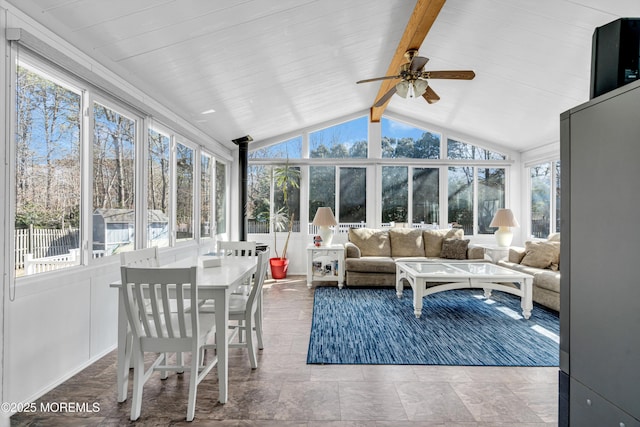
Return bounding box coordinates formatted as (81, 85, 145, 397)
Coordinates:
(10, 276, 559, 426)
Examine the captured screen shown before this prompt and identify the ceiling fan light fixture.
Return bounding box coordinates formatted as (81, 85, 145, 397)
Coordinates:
(395, 80, 410, 98)
(407, 82, 416, 98)
(414, 79, 429, 97)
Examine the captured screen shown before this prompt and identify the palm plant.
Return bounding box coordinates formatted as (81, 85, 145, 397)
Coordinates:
(272, 162, 300, 260)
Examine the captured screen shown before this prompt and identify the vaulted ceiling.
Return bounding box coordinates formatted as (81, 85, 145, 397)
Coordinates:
(6, 0, 639, 152)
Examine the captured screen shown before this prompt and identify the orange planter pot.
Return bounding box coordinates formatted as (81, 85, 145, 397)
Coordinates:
(269, 257, 289, 279)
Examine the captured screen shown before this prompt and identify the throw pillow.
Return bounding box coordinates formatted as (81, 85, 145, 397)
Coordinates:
(389, 228, 424, 257)
(508, 248, 526, 264)
(423, 229, 464, 257)
(520, 241, 561, 270)
(440, 238, 470, 260)
(547, 233, 561, 242)
(348, 228, 391, 257)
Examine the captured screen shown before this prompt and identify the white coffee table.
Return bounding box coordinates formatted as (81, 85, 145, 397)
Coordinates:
(395, 261, 534, 319)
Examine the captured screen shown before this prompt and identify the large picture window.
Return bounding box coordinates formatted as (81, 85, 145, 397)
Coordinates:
(93, 101, 136, 256)
(15, 64, 82, 276)
(12, 58, 230, 276)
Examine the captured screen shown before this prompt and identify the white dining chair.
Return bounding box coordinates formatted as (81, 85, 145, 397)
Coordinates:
(197, 251, 268, 368)
(218, 240, 257, 258)
(120, 246, 160, 268)
(227, 251, 269, 368)
(120, 247, 175, 377)
(120, 265, 217, 422)
(218, 240, 258, 297)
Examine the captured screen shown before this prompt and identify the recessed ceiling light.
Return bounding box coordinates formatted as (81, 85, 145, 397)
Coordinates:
(200, 109, 216, 114)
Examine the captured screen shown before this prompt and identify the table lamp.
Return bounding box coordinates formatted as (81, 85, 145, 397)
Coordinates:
(489, 208, 519, 247)
(312, 207, 337, 246)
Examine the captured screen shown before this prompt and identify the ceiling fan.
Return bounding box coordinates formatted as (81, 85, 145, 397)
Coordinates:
(356, 49, 475, 107)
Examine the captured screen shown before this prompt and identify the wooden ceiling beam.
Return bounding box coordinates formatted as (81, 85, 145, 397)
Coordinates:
(370, 0, 446, 122)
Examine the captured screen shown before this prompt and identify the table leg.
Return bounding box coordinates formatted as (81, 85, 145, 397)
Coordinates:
(413, 278, 423, 318)
(116, 288, 129, 402)
(214, 288, 230, 403)
(520, 278, 533, 319)
(395, 267, 404, 298)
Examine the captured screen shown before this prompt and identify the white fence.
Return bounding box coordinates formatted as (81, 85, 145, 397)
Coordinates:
(22, 249, 106, 275)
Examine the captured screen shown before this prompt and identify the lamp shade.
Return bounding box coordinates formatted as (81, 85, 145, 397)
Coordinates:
(312, 207, 337, 246)
(489, 209, 519, 228)
(312, 207, 337, 227)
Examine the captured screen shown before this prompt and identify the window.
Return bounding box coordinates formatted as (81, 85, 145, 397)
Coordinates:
(381, 166, 408, 222)
(176, 142, 194, 241)
(12, 57, 231, 276)
(148, 128, 170, 247)
(447, 138, 506, 160)
(381, 117, 440, 159)
(93, 101, 136, 256)
(249, 136, 301, 159)
(215, 160, 227, 235)
(339, 167, 366, 222)
(15, 64, 82, 276)
(273, 164, 301, 232)
(478, 167, 505, 234)
(530, 161, 561, 238)
(201, 153, 212, 238)
(448, 167, 474, 234)
(310, 117, 368, 158)
(247, 165, 270, 233)
(412, 168, 439, 224)
(309, 166, 336, 221)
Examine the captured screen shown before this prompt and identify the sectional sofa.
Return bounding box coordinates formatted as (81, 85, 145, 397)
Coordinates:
(497, 233, 561, 311)
(344, 227, 561, 312)
(344, 227, 484, 287)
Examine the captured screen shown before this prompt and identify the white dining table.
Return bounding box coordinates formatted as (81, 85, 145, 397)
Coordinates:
(110, 255, 257, 404)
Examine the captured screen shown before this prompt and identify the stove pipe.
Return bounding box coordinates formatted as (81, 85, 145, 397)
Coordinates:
(232, 135, 253, 241)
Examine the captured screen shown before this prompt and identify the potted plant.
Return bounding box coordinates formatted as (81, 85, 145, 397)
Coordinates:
(269, 162, 300, 279)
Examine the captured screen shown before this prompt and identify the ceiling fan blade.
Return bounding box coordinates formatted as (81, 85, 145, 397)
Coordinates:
(423, 86, 440, 104)
(410, 56, 429, 72)
(374, 87, 397, 107)
(422, 70, 476, 80)
(356, 75, 401, 84)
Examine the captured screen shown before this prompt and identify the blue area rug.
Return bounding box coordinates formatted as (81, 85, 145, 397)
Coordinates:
(307, 287, 559, 366)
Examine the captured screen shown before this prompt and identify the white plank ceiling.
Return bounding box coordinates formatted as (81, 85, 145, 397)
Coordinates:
(6, 0, 640, 151)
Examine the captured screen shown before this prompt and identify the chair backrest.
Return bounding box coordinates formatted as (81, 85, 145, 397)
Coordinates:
(120, 266, 199, 352)
(120, 247, 160, 267)
(218, 241, 257, 258)
(246, 252, 269, 310)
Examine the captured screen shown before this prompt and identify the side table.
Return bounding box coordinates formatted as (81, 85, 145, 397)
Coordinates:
(306, 244, 345, 289)
(475, 244, 510, 263)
